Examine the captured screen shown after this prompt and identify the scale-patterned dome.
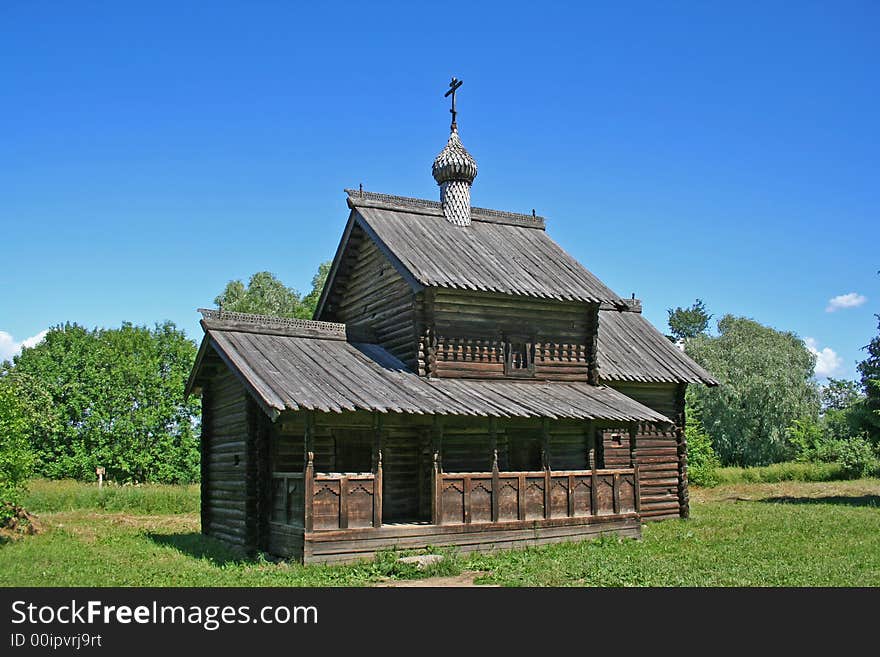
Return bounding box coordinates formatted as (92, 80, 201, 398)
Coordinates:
(432, 127, 478, 185)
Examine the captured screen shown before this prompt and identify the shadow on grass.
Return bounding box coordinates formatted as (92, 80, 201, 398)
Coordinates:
(761, 495, 880, 508)
(146, 532, 249, 566)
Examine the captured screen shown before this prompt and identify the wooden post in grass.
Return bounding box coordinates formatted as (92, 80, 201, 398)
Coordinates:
(96, 466, 105, 490)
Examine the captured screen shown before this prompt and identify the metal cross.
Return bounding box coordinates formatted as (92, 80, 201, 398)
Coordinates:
(445, 77, 463, 129)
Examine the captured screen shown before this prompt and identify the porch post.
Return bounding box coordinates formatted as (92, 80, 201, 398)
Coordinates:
(372, 412, 383, 528)
(542, 418, 551, 519)
(431, 416, 444, 525)
(490, 417, 499, 522)
(588, 421, 598, 516)
(630, 421, 641, 514)
(303, 412, 315, 532)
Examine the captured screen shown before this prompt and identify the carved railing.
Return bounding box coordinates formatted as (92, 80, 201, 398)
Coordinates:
(308, 472, 381, 530)
(433, 468, 638, 525)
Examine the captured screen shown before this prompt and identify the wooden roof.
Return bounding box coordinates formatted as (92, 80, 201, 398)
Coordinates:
(188, 311, 671, 424)
(315, 191, 623, 315)
(597, 308, 718, 385)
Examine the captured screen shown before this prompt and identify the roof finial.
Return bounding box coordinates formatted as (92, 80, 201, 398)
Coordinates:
(445, 77, 463, 130)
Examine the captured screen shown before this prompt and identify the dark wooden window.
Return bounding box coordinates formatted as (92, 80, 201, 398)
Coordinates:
(504, 338, 536, 377)
(507, 431, 542, 471)
(332, 429, 373, 473)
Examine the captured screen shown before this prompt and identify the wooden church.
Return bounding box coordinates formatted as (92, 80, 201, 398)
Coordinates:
(186, 81, 717, 564)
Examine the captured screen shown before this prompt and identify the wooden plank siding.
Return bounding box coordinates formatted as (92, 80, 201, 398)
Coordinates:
(606, 382, 687, 520)
(202, 369, 249, 548)
(303, 516, 641, 565)
(322, 227, 417, 370)
(426, 289, 598, 382)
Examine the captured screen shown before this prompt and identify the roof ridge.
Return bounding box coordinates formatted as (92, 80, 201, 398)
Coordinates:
(198, 308, 348, 340)
(345, 189, 546, 229)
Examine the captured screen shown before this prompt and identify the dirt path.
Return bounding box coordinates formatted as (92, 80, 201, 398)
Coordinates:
(374, 571, 498, 587)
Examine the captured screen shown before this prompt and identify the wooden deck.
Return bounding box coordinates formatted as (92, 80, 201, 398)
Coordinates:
(303, 514, 641, 565)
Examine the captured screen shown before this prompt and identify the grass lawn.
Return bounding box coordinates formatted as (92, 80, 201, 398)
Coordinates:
(1, 478, 878, 586)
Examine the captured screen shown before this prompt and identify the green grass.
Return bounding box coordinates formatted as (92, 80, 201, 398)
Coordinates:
(24, 479, 200, 515)
(2, 478, 879, 586)
(713, 461, 849, 485)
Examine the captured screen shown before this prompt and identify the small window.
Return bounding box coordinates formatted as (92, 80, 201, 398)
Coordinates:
(504, 338, 536, 377)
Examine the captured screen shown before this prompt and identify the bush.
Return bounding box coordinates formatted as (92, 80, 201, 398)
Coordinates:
(817, 437, 877, 479)
(786, 418, 824, 463)
(686, 418, 720, 487)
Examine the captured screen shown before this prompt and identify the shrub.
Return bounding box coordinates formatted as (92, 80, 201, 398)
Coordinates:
(818, 437, 877, 479)
(786, 418, 825, 463)
(686, 418, 720, 487)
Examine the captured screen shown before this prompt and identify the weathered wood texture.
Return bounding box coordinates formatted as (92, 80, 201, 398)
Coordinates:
(202, 369, 249, 548)
(302, 516, 641, 565)
(348, 200, 622, 303)
(321, 225, 417, 369)
(607, 383, 686, 520)
(426, 290, 596, 382)
(436, 469, 636, 525)
(598, 309, 717, 385)
(310, 473, 379, 530)
(206, 328, 669, 422)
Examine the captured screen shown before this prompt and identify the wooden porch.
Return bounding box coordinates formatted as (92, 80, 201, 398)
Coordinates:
(266, 413, 643, 564)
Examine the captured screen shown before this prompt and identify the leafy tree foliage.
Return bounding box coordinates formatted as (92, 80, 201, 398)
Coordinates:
(214, 271, 301, 317)
(667, 298, 712, 341)
(0, 379, 36, 508)
(684, 395, 720, 487)
(820, 378, 866, 442)
(686, 315, 820, 466)
(2, 322, 200, 483)
(857, 314, 880, 444)
(214, 262, 331, 320)
(298, 261, 331, 320)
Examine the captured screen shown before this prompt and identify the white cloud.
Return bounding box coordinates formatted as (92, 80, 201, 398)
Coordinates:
(0, 329, 48, 363)
(826, 292, 867, 312)
(804, 337, 843, 378)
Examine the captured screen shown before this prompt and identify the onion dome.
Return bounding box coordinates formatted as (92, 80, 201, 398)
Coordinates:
(432, 126, 478, 185)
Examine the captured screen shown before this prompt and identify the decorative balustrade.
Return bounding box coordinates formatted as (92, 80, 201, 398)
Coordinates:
(433, 468, 638, 525)
(273, 465, 637, 532)
(272, 471, 382, 530)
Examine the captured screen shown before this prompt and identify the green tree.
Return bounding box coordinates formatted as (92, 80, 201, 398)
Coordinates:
(686, 315, 820, 466)
(214, 271, 302, 317)
(684, 394, 720, 486)
(667, 299, 712, 341)
(0, 378, 35, 510)
(820, 378, 866, 442)
(2, 322, 201, 483)
(298, 261, 331, 320)
(857, 314, 880, 444)
(213, 262, 331, 319)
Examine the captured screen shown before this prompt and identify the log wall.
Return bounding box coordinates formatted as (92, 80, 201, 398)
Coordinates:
(606, 382, 687, 520)
(202, 368, 249, 548)
(330, 233, 417, 369)
(425, 290, 597, 381)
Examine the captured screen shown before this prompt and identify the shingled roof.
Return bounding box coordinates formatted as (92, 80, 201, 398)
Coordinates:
(598, 308, 718, 385)
(315, 190, 623, 314)
(187, 310, 671, 424)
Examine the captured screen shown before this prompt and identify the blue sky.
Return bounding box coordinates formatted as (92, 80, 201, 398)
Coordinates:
(1, 2, 877, 380)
